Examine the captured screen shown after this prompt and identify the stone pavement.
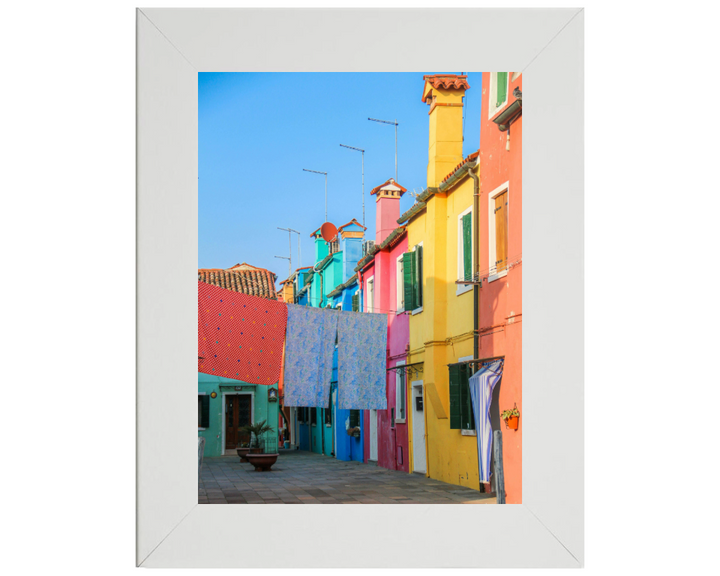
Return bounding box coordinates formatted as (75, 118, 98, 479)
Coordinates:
(199, 449, 496, 504)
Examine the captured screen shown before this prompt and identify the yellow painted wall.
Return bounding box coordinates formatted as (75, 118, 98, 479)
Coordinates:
(406, 77, 482, 490)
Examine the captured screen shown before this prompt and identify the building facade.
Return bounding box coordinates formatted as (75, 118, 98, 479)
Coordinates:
(197, 263, 281, 457)
(355, 178, 411, 472)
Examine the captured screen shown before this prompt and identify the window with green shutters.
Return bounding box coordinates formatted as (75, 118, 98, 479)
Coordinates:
(448, 364, 475, 430)
(496, 72, 508, 107)
(198, 395, 210, 428)
(349, 409, 360, 428)
(402, 245, 423, 312)
(352, 292, 359, 311)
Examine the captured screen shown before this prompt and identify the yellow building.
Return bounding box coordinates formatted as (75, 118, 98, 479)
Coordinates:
(400, 74, 483, 490)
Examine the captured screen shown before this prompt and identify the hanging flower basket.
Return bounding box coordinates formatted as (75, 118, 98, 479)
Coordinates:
(500, 404, 520, 431)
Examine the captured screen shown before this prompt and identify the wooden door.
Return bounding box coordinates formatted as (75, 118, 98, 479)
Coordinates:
(225, 394, 252, 449)
(494, 191, 508, 273)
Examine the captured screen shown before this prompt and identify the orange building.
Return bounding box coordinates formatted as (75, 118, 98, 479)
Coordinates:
(476, 72, 523, 502)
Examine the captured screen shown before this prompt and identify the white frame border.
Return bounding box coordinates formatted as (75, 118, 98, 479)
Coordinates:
(137, 7, 584, 568)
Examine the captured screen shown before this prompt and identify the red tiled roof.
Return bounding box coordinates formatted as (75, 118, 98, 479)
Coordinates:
(441, 150, 479, 184)
(369, 178, 407, 196)
(423, 74, 470, 92)
(198, 264, 278, 300)
(337, 218, 367, 232)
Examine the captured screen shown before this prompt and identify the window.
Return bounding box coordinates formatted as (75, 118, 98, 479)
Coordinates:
(488, 72, 509, 119)
(395, 363, 406, 423)
(324, 406, 332, 426)
(198, 395, 210, 429)
(349, 409, 360, 428)
(396, 255, 404, 312)
(366, 276, 374, 313)
(488, 184, 509, 281)
(402, 244, 423, 312)
(310, 408, 317, 426)
(449, 363, 475, 431)
(352, 291, 360, 312)
(457, 206, 474, 295)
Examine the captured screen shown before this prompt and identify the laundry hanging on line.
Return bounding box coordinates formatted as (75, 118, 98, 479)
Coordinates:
(468, 359, 505, 483)
(337, 310, 388, 410)
(282, 304, 337, 408)
(197, 280, 288, 385)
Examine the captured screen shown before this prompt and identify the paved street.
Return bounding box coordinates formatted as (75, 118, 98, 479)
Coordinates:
(199, 449, 496, 504)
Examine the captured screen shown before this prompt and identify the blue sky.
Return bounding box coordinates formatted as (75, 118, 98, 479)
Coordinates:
(199, 72, 482, 282)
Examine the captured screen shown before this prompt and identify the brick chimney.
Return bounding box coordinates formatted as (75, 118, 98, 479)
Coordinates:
(370, 178, 407, 244)
(422, 74, 469, 188)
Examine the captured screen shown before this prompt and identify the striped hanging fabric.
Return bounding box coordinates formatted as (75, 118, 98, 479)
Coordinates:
(468, 360, 504, 483)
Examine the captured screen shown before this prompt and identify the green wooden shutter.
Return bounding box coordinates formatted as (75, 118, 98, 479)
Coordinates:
(352, 293, 359, 312)
(200, 395, 210, 429)
(462, 212, 472, 281)
(415, 245, 423, 308)
(496, 72, 508, 107)
(459, 365, 475, 430)
(402, 252, 415, 310)
(449, 365, 462, 429)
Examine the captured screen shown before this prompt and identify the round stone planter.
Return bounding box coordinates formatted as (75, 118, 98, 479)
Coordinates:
(236, 447, 251, 462)
(245, 453, 279, 472)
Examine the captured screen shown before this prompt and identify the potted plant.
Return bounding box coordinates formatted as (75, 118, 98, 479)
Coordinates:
(500, 406, 520, 430)
(242, 420, 280, 471)
(236, 441, 251, 462)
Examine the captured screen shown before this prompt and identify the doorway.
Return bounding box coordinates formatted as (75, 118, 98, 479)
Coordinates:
(411, 381, 426, 473)
(224, 394, 252, 451)
(369, 409, 378, 461)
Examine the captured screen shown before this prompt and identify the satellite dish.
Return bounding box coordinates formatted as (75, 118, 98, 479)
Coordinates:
(320, 222, 338, 242)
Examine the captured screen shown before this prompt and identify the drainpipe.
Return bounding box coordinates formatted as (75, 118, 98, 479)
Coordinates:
(467, 157, 481, 366)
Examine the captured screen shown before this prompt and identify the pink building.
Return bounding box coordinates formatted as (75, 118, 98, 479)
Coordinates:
(356, 179, 410, 472)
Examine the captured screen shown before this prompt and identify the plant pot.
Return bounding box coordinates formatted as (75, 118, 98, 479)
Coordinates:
(283, 441, 290, 449)
(249, 447, 263, 454)
(237, 447, 251, 462)
(245, 452, 279, 472)
(505, 415, 519, 430)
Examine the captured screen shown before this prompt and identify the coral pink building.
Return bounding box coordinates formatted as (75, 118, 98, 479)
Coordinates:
(356, 178, 410, 472)
(477, 72, 523, 502)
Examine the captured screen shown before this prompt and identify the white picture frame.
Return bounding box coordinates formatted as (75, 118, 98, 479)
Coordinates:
(137, 7, 583, 568)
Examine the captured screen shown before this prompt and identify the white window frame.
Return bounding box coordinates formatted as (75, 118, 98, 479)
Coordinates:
(395, 360, 406, 424)
(488, 181, 510, 283)
(457, 205, 474, 296)
(396, 254, 405, 313)
(366, 275, 375, 313)
(488, 72, 510, 120)
(411, 241, 423, 315)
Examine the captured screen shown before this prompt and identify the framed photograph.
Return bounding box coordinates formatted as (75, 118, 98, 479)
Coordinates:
(137, 8, 583, 568)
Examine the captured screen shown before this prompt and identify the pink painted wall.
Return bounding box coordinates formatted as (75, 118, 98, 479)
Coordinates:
(361, 190, 410, 472)
(478, 72, 522, 503)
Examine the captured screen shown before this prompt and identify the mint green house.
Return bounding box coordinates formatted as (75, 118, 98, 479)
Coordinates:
(197, 263, 281, 458)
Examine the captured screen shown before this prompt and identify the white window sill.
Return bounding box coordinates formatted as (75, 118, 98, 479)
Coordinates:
(198, 427, 206, 431)
(396, 307, 405, 315)
(395, 418, 406, 424)
(411, 307, 423, 316)
(461, 429, 477, 436)
(488, 270, 508, 283)
(456, 283, 473, 296)
(325, 423, 332, 428)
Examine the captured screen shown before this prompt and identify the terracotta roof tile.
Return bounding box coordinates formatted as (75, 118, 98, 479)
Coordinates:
(441, 150, 479, 184)
(422, 74, 470, 94)
(370, 178, 407, 197)
(198, 264, 278, 300)
(337, 218, 367, 232)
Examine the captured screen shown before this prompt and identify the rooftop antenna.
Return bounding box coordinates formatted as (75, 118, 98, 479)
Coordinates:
(303, 168, 328, 222)
(274, 255, 291, 278)
(339, 144, 365, 227)
(278, 227, 301, 269)
(368, 117, 398, 181)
